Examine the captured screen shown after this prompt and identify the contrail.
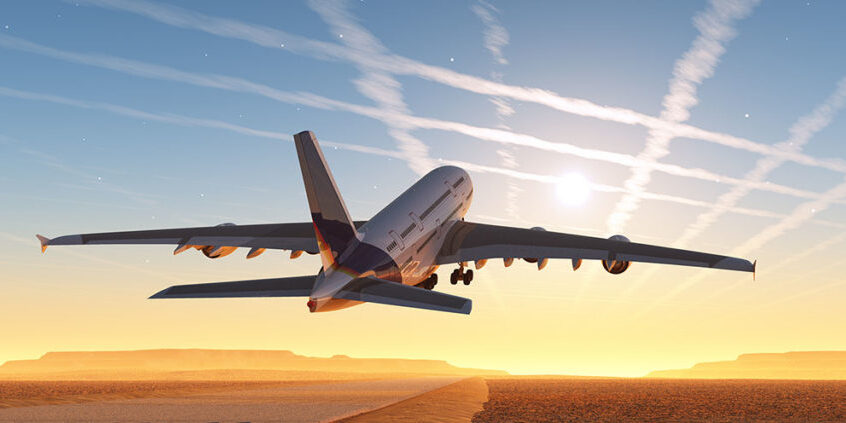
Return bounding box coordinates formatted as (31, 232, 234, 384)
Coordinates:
(5, 138, 160, 207)
(632, 176, 846, 319)
(606, 0, 761, 233)
(696, 229, 846, 307)
(734, 178, 846, 257)
(756, 278, 846, 309)
(1, 34, 835, 206)
(472, 0, 521, 220)
(472, 0, 510, 65)
(307, 0, 434, 176)
(620, 75, 846, 297)
(0, 85, 804, 222)
(69, 0, 846, 174)
(674, 75, 846, 247)
(752, 229, 846, 280)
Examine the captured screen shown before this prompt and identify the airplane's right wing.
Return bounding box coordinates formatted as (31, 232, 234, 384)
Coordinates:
(37, 221, 367, 255)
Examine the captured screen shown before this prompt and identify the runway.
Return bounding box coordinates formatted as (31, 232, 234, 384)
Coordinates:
(0, 376, 463, 422)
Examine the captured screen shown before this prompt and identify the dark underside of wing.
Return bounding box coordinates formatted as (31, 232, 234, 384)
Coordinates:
(436, 221, 754, 272)
(150, 276, 316, 298)
(40, 221, 367, 252)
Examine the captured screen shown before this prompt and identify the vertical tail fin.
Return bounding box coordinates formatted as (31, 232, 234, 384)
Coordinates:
(293, 131, 357, 269)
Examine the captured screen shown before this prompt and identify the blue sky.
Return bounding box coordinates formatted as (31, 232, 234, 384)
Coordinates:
(1, 0, 846, 376)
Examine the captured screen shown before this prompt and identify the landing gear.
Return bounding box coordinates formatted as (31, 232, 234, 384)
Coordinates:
(417, 273, 438, 290)
(450, 264, 474, 285)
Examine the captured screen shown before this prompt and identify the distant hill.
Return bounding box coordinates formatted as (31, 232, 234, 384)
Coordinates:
(0, 349, 507, 380)
(647, 351, 846, 380)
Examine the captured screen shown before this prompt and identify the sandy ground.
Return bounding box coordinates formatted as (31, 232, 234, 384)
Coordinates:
(340, 377, 488, 423)
(0, 376, 461, 422)
(472, 377, 846, 422)
(0, 380, 317, 408)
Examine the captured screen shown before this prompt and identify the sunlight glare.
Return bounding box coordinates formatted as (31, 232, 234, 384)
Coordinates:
(556, 172, 591, 207)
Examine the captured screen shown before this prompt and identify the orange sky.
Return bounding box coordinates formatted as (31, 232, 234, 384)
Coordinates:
(2, 225, 844, 377)
(2, 0, 846, 378)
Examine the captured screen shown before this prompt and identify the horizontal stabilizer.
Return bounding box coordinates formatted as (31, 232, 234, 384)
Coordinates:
(335, 277, 472, 314)
(150, 275, 316, 299)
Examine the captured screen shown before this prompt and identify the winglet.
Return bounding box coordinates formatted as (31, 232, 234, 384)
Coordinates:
(36, 234, 50, 253)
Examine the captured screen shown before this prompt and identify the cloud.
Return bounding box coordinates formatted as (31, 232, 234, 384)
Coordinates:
(733, 178, 846, 257)
(472, 0, 520, 220)
(471, 0, 509, 65)
(674, 76, 846, 249)
(69, 0, 846, 175)
(1, 85, 808, 223)
(631, 175, 846, 320)
(307, 0, 434, 176)
(4, 35, 835, 206)
(3, 136, 160, 206)
(619, 75, 846, 298)
(606, 0, 761, 234)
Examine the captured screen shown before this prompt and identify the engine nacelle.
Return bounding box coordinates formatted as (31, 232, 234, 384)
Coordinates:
(202, 245, 237, 259)
(524, 227, 547, 265)
(200, 223, 237, 259)
(602, 259, 630, 274)
(601, 234, 631, 275)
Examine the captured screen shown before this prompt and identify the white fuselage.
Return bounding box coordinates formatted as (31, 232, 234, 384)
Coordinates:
(309, 166, 473, 311)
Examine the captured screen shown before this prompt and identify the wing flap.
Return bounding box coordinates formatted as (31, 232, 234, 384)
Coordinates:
(335, 277, 472, 314)
(149, 275, 316, 299)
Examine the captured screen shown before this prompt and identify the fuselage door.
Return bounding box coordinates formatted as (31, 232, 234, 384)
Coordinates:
(409, 212, 423, 233)
(388, 230, 404, 251)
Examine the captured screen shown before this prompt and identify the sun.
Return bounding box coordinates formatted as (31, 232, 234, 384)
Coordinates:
(555, 172, 591, 207)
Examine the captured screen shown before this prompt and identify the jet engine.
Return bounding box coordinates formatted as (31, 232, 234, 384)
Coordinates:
(202, 245, 237, 259)
(200, 223, 237, 259)
(524, 227, 548, 270)
(601, 234, 631, 274)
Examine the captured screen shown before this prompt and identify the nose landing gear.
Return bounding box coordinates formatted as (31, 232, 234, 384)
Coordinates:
(450, 264, 474, 285)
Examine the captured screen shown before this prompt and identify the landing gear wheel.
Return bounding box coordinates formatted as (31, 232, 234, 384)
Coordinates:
(450, 269, 459, 285)
(430, 273, 438, 288)
(463, 269, 474, 285)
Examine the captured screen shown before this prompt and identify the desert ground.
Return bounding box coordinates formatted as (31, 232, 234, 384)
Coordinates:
(3, 376, 846, 422)
(472, 377, 846, 422)
(0, 376, 463, 422)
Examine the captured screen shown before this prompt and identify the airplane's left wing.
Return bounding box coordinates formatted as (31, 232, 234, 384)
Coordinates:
(37, 221, 366, 255)
(436, 221, 755, 273)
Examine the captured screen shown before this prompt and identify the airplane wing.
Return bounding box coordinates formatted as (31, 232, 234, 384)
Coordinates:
(335, 276, 472, 314)
(37, 221, 367, 255)
(150, 276, 316, 299)
(435, 221, 755, 273)
(150, 274, 471, 314)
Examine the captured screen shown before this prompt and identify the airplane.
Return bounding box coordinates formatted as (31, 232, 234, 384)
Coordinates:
(37, 131, 756, 314)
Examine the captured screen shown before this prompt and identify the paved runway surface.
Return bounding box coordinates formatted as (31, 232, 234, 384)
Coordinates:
(0, 376, 462, 422)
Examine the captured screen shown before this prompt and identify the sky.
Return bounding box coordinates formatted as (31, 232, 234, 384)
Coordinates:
(1, 0, 845, 377)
